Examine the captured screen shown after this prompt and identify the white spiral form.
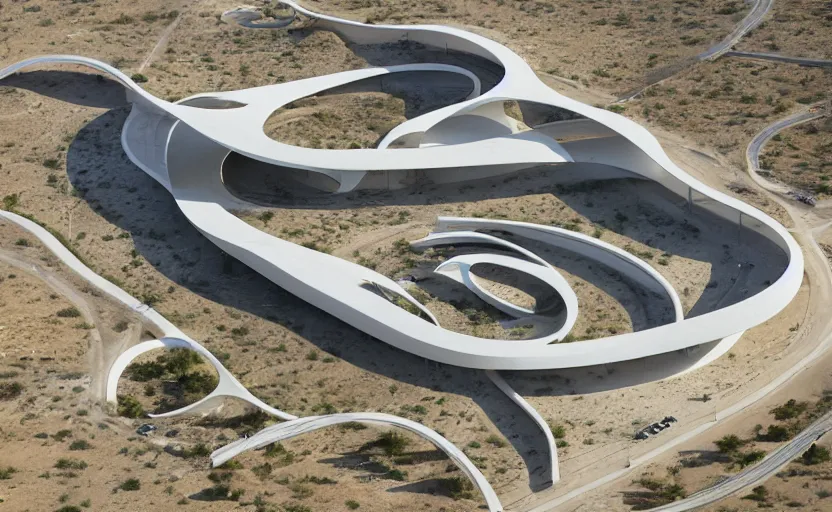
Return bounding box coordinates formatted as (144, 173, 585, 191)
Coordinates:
(0, 1, 803, 506)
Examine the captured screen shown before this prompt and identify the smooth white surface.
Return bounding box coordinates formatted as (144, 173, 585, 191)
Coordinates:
(433, 217, 685, 323)
(0, 0, 801, 370)
(0, 0, 804, 498)
(106, 337, 297, 420)
(413, 230, 578, 339)
(486, 370, 559, 486)
(211, 412, 503, 511)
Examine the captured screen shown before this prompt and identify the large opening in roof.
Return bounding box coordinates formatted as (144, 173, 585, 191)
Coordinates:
(117, 348, 219, 416)
(177, 96, 247, 109)
(264, 70, 480, 150)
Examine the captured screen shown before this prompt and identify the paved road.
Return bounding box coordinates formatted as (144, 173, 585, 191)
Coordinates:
(726, 50, 832, 68)
(746, 107, 827, 195)
(698, 0, 774, 61)
(138, 13, 183, 73)
(650, 411, 832, 511)
(618, 0, 773, 101)
(522, 109, 832, 512)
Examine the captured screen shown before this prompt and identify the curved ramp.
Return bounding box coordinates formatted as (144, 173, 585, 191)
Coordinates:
(0, 3, 801, 371)
(413, 230, 578, 340)
(210, 412, 503, 512)
(106, 338, 297, 420)
(432, 217, 685, 323)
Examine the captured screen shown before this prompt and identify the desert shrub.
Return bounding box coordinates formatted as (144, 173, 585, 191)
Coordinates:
(437, 476, 475, 500)
(179, 371, 217, 395)
(54, 458, 87, 470)
(118, 478, 140, 491)
(163, 348, 202, 377)
(52, 430, 73, 442)
(264, 443, 295, 466)
(183, 443, 211, 458)
(251, 462, 272, 480)
(0, 466, 17, 479)
(69, 440, 92, 451)
(117, 395, 144, 418)
(360, 431, 410, 456)
(771, 399, 808, 420)
(736, 450, 766, 468)
(758, 424, 793, 442)
(56, 307, 81, 318)
(0, 381, 23, 401)
(743, 485, 768, 502)
(486, 434, 506, 448)
(715, 434, 745, 453)
(56, 506, 82, 512)
(126, 361, 165, 381)
(802, 444, 831, 465)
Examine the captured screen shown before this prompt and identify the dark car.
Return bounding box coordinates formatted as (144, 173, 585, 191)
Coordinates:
(136, 424, 157, 436)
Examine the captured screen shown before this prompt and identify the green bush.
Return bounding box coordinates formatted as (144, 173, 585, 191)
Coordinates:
(715, 434, 745, 453)
(370, 431, 410, 456)
(437, 476, 474, 500)
(550, 423, 566, 439)
(736, 450, 766, 468)
(56, 307, 81, 318)
(758, 424, 792, 442)
(69, 440, 92, 451)
(117, 395, 144, 418)
(163, 348, 202, 377)
(54, 458, 87, 470)
(118, 478, 140, 491)
(802, 444, 831, 465)
(0, 381, 23, 401)
(771, 399, 808, 420)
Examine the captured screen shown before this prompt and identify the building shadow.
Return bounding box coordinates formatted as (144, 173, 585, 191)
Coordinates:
(1, 71, 127, 109)
(65, 106, 553, 492)
(40, 64, 785, 495)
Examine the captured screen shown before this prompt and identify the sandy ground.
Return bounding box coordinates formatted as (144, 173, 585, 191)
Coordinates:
(572, 324, 832, 512)
(757, 117, 832, 198)
(1, 1, 830, 511)
(736, 0, 832, 59)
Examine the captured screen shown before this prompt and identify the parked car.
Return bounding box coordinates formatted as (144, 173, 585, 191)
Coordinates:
(136, 424, 157, 436)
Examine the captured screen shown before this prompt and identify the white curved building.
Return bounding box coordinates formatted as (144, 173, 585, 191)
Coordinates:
(0, 0, 802, 370)
(0, 1, 804, 503)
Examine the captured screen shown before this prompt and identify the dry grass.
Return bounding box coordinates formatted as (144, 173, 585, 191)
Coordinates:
(759, 118, 832, 196)
(626, 59, 832, 170)
(0, 1, 824, 510)
(736, 0, 832, 59)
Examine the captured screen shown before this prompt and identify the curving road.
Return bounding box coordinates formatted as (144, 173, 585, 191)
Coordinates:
(746, 105, 828, 195)
(698, 0, 774, 61)
(649, 411, 832, 511)
(618, 0, 773, 101)
(210, 412, 503, 511)
(522, 108, 832, 512)
(726, 50, 832, 68)
(0, 213, 504, 511)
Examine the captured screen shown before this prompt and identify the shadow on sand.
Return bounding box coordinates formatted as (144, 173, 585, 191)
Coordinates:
(5, 69, 788, 495)
(63, 105, 554, 491)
